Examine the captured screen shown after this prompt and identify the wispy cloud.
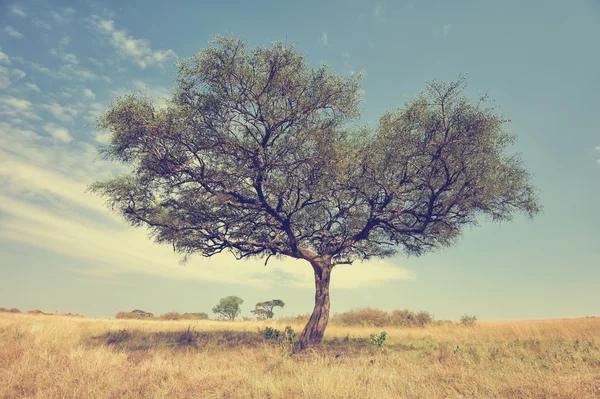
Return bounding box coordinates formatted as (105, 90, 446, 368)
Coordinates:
(24, 82, 41, 92)
(596, 145, 600, 166)
(50, 7, 76, 24)
(33, 19, 53, 31)
(9, 4, 27, 17)
(0, 66, 10, 89)
(40, 101, 79, 123)
(89, 17, 177, 69)
(21, 59, 108, 83)
(443, 24, 452, 36)
(11, 69, 26, 80)
(434, 23, 453, 38)
(0, 95, 39, 120)
(318, 32, 332, 47)
(4, 26, 24, 39)
(373, 3, 387, 23)
(43, 122, 73, 143)
(82, 87, 95, 100)
(0, 50, 11, 65)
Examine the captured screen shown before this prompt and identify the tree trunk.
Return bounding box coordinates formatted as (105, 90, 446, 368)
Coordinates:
(297, 260, 332, 351)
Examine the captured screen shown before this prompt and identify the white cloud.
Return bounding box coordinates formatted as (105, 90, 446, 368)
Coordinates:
(4, 26, 24, 39)
(11, 68, 26, 80)
(94, 131, 111, 144)
(443, 24, 452, 36)
(89, 17, 177, 69)
(373, 3, 387, 23)
(62, 53, 79, 64)
(33, 19, 52, 31)
(82, 87, 96, 100)
(25, 60, 108, 83)
(43, 122, 73, 143)
(318, 32, 332, 47)
(0, 50, 11, 65)
(9, 5, 27, 17)
(40, 101, 79, 123)
(24, 82, 41, 92)
(0, 95, 39, 120)
(50, 7, 76, 24)
(0, 66, 10, 89)
(29, 62, 52, 75)
(0, 121, 415, 289)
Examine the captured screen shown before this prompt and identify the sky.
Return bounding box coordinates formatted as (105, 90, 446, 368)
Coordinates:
(0, 0, 598, 321)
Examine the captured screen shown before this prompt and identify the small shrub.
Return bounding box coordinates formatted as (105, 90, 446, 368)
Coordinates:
(176, 326, 198, 346)
(0, 307, 6, 312)
(27, 310, 44, 315)
(261, 326, 295, 346)
(106, 329, 131, 345)
(261, 326, 281, 340)
(369, 331, 387, 349)
(460, 314, 477, 326)
(8, 308, 21, 313)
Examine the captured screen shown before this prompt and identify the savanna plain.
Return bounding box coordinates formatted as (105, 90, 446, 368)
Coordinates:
(1, 312, 599, 398)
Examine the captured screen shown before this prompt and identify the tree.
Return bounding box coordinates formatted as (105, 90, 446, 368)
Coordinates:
(251, 299, 285, 319)
(89, 36, 540, 350)
(212, 296, 244, 320)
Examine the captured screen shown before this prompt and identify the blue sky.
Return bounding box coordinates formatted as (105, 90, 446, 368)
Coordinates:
(1, 0, 598, 321)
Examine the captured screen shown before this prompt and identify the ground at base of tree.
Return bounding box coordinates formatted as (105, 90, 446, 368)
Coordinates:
(1, 313, 599, 398)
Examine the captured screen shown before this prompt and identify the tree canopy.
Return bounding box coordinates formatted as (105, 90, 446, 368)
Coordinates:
(212, 296, 244, 320)
(89, 35, 540, 349)
(251, 299, 285, 319)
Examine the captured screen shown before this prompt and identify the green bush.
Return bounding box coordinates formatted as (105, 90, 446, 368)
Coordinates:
(369, 331, 387, 349)
(460, 314, 477, 326)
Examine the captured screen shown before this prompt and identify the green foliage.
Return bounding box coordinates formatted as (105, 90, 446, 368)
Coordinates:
(131, 309, 154, 318)
(251, 299, 285, 319)
(212, 296, 244, 320)
(261, 326, 296, 354)
(460, 314, 477, 326)
(369, 331, 387, 349)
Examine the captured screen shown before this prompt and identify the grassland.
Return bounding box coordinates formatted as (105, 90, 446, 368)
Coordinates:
(1, 313, 599, 398)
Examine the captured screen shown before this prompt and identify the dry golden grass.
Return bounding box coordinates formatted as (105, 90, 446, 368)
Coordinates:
(1, 313, 599, 398)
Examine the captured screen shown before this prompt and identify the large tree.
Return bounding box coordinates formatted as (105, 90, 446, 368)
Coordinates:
(89, 36, 540, 350)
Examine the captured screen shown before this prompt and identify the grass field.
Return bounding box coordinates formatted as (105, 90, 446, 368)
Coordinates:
(1, 313, 599, 398)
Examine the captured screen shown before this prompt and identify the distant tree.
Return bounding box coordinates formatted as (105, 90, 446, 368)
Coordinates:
(251, 299, 285, 319)
(212, 296, 244, 320)
(131, 309, 154, 318)
(89, 36, 540, 350)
